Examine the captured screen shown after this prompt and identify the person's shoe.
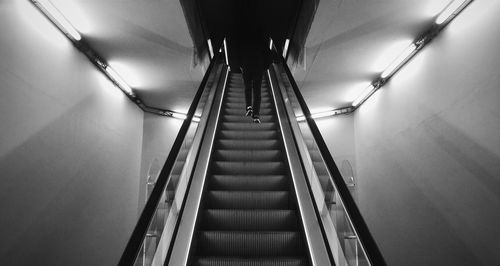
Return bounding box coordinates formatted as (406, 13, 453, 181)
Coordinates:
(252, 116, 261, 124)
(245, 106, 253, 117)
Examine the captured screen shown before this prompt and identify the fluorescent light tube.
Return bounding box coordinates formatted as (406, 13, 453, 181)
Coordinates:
(35, 0, 81, 41)
(105, 66, 133, 95)
(381, 43, 416, 79)
(436, 0, 468, 24)
(172, 113, 187, 120)
(311, 110, 336, 119)
(352, 84, 376, 107)
(283, 39, 290, 58)
(207, 39, 214, 59)
(223, 38, 229, 66)
(269, 38, 274, 50)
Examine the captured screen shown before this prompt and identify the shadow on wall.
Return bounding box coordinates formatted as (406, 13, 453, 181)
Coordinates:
(0, 92, 143, 265)
(355, 110, 500, 265)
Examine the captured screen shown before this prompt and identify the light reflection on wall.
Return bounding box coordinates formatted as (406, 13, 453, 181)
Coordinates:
(107, 60, 143, 88)
(422, 0, 455, 18)
(370, 39, 413, 73)
(16, 0, 69, 48)
(344, 82, 372, 103)
(97, 70, 129, 105)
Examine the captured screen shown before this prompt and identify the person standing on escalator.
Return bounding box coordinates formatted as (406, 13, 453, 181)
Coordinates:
(229, 0, 273, 124)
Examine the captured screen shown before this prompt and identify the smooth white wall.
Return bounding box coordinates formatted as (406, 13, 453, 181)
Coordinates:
(354, 1, 500, 265)
(0, 1, 143, 265)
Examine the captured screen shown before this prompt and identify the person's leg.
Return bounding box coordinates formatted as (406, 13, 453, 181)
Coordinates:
(242, 69, 253, 116)
(252, 70, 264, 118)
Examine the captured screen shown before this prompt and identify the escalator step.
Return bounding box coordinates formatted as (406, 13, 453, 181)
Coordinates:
(210, 175, 288, 191)
(202, 209, 298, 231)
(226, 96, 272, 103)
(214, 150, 282, 161)
(212, 161, 286, 175)
(220, 122, 277, 131)
(222, 115, 274, 123)
(227, 92, 270, 98)
(225, 102, 273, 109)
(194, 257, 307, 266)
(216, 139, 280, 150)
(219, 130, 277, 140)
(207, 191, 291, 209)
(223, 108, 273, 116)
(197, 231, 304, 256)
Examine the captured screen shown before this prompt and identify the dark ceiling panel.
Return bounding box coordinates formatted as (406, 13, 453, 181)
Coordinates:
(198, 0, 302, 55)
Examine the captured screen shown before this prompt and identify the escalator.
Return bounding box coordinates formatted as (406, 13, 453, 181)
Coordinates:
(189, 72, 308, 265)
(119, 57, 385, 266)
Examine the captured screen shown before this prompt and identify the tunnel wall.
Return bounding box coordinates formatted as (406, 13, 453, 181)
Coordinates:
(315, 1, 500, 265)
(0, 2, 145, 265)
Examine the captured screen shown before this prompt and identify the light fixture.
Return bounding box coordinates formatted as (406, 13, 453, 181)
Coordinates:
(33, 0, 81, 41)
(207, 39, 214, 59)
(269, 38, 274, 50)
(296, 108, 351, 121)
(105, 66, 134, 95)
(435, 0, 469, 25)
(223, 38, 229, 66)
(311, 110, 337, 119)
(381, 43, 417, 79)
(352, 84, 376, 107)
(171, 113, 187, 120)
(283, 39, 290, 58)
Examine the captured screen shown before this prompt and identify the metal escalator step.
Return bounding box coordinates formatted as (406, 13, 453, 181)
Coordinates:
(212, 161, 286, 175)
(219, 130, 277, 139)
(202, 209, 298, 231)
(220, 122, 277, 131)
(214, 150, 282, 161)
(228, 84, 268, 88)
(223, 108, 273, 116)
(226, 102, 273, 109)
(222, 115, 274, 123)
(226, 96, 272, 103)
(194, 257, 307, 266)
(207, 191, 290, 209)
(227, 92, 270, 98)
(216, 139, 280, 150)
(197, 231, 304, 256)
(210, 175, 288, 190)
(226, 91, 270, 97)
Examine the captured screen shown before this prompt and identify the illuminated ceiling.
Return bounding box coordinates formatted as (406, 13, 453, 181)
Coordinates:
(24, 0, 467, 114)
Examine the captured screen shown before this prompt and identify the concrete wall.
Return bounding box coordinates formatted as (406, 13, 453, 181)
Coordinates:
(352, 1, 500, 265)
(0, 2, 144, 265)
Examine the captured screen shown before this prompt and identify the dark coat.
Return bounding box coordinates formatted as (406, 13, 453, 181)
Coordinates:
(226, 1, 272, 73)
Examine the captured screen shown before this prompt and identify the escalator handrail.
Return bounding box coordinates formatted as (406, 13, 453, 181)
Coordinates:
(279, 57, 387, 266)
(118, 53, 221, 265)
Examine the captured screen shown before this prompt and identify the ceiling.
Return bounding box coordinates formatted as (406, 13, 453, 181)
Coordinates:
(47, 0, 455, 114)
(292, 0, 455, 113)
(198, 0, 301, 54)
